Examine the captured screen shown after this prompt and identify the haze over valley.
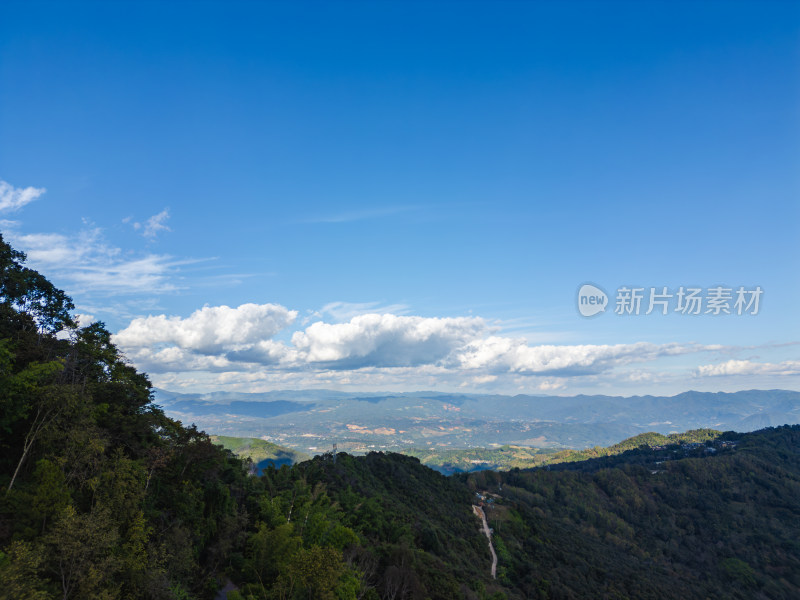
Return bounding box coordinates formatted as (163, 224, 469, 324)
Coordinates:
(156, 388, 800, 456)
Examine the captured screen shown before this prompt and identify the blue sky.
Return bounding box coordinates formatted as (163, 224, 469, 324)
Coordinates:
(1, 0, 798, 395)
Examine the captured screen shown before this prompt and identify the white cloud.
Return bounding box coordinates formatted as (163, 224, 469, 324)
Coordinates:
(454, 337, 700, 376)
(122, 345, 242, 374)
(537, 379, 566, 391)
(292, 313, 487, 368)
(126, 209, 172, 238)
(114, 303, 298, 354)
(112, 304, 736, 393)
(0, 180, 46, 213)
(9, 226, 182, 295)
(696, 359, 800, 377)
(624, 370, 657, 383)
(55, 312, 97, 340)
(75, 313, 96, 327)
(142, 209, 171, 238)
(316, 301, 411, 322)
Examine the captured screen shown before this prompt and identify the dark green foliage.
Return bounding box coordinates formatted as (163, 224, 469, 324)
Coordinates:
(230, 451, 496, 599)
(0, 237, 74, 336)
(465, 425, 800, 599)
(209, 435, 310, 471)
(0, 235, 252, 599)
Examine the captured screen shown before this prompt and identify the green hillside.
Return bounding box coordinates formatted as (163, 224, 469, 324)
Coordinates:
(0, 234, 257, 599)
(464, 425, 800, 598)
(209, 435, 310, 468)
(228, 425, 800, 599)
(406, 428, 723, 474)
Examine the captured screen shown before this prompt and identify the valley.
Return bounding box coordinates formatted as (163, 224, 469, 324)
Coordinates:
(157, 388, 800, 456)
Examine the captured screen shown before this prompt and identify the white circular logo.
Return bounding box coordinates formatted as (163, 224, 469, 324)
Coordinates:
(577, 283, 608, 317)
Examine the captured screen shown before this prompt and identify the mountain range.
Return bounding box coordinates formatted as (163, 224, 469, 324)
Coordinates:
(154, 388, 800, 454)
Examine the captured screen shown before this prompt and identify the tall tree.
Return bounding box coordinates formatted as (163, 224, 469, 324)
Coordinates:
(0, 234, 74, 336)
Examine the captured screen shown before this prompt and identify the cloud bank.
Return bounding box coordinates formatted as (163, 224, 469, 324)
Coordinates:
(455, 337, 703, 376)
(113, 303, 731, 391)
(696, 359, 800, 377)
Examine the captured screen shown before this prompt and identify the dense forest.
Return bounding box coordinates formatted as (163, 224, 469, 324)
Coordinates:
(464, 425, 800, 599)
(0, 234, 256, 599)
(209, 436, 310, 472)
(2, 233, 799, 599)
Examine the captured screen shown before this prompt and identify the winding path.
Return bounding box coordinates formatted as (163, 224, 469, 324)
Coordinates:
(472, 505, 497, 579)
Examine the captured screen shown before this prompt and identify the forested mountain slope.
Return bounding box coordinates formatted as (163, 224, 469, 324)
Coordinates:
(209, 435, 310, 472)
(465, 425, 800, 599)
(0, 235, 256, 599)
(406, 428, 724, 474)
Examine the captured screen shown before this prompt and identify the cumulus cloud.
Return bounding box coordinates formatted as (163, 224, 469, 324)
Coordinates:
(122, 345, 242, 374)
(292, 313, 487, 368)
(114, 303, 298, 354)
(454, 337, 701, 376)
(0, 180, 46, 213)
(696, 359, 800, 377)
(113, 303, 731, 392)
(115, 309, 489, 375)
(114, 303, 302, 375)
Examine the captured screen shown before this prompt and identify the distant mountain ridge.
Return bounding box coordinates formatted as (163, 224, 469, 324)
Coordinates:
(154, 388, 800, 454)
